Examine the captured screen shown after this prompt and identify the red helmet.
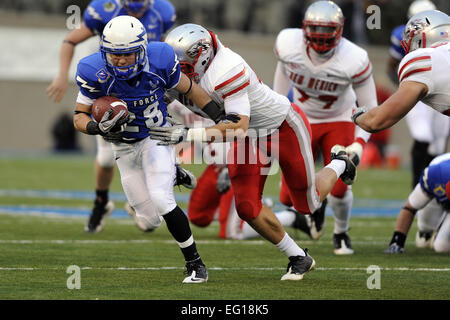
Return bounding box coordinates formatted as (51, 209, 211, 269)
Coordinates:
(302, 1, 345, 53)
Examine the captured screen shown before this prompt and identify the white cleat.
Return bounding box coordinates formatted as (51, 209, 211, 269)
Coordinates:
(281, 250, 316, 281)
(333, 232, 354, 255)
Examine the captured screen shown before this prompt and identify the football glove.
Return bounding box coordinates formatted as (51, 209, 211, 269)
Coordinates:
(98, 109, 128, 134)
(216, 167, 231, 194)
(148, 116, 189, 145)
(345, 141, 363, 167)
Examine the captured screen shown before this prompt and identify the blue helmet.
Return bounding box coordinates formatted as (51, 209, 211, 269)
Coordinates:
(100, 15, 148, 79)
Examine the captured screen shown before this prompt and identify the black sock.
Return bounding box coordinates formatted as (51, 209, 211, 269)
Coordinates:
(95, 189, 109, 207)
(163, 206, 202, 263)
(390, 231, 406, 247)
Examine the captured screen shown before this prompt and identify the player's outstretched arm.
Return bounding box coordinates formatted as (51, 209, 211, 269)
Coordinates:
(46, 24, 94, 103)
(353, 81, 427, 132)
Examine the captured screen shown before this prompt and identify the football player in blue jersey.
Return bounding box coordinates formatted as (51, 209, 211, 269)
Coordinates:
(385, 153, 450, 254)
(46, 0, 186, 233)
(73, 15, 228, 283)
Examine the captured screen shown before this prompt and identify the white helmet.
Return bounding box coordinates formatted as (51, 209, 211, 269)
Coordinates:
(407, 0, 436, 19)
(164, 23, 215, 83)
(302, 1, 344, 53)
(401, 10, 450, 54)
(100, 15, 148, 79)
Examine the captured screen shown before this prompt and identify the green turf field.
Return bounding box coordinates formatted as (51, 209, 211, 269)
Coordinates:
(0, 155, 448, 301)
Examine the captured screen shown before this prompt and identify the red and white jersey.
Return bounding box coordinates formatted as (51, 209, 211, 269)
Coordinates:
(200, 36, 291, 136)
(274, 28, 373, 124)
(398, 43, 450, 116)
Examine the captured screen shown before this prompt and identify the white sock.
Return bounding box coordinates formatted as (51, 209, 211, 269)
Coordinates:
(329, 189, 353, 234)
(276, 232, 305, 257)
(325, 159, 346, 178)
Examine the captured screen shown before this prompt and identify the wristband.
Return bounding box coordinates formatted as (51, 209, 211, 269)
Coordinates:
(201, 100, 223, 123)
(86, 121, 105, 136)
(186, 128, 207, 142)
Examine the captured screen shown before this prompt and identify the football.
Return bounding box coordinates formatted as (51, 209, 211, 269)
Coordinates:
(92, 96, 128, 123)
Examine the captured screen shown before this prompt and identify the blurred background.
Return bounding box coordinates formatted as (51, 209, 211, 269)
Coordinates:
(0, 0, 449, 167)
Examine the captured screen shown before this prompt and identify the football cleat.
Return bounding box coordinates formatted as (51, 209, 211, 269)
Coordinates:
(333, 232, 354, 255)
(182, 260, 208, 283)
(85, 200, 114, 233)
(281, 249, 316, 280)
(310, 199, 327, 240)
(175, 164, 197, 189)
(415, 230, 433, 248)
(384, 243, 405, 254)
(291, 207, 313, 238)
(124, 203, 155, 232)
(331, 145, 357, 185)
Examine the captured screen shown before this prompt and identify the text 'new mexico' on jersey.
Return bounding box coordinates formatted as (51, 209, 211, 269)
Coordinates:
(75, 41, 181, 141)
(274, 28, 373, 123)
(398, 43, 450, 116)
(84, 0, 176, 41)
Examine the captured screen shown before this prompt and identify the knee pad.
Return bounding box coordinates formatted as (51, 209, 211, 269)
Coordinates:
(96, 137, 115, 168)
(189, 212, 214, 227)
(134, 199, 163, 230)
(149, 190, 177, 216)
(236, 200, 261, 222)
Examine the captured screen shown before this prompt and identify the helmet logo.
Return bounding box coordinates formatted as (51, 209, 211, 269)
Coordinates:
(186, 40, 211, 59)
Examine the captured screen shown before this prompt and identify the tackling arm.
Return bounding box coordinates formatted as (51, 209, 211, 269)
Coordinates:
(353, 81, 428, 132)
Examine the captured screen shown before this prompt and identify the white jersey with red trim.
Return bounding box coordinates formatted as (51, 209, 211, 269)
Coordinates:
(398, 43, 450, 116)
(200, 37, 291, 135)
(274, 28, 373, 124)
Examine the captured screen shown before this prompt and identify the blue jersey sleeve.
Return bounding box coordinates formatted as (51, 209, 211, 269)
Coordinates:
(83, 0, 120, 35)
(75, 53, 108, 100)
(153, 0, 176, 34)
(389, 25, 406, 61)
(148, 42, 181, 89)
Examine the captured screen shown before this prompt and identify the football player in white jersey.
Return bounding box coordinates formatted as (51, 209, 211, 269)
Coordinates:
(272, 1, 378, 255)
(150, 23, 358, 281)
(353, 9, 450, 131)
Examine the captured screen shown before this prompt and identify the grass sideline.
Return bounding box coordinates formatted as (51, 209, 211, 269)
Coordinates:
(0, 155, 448, 301)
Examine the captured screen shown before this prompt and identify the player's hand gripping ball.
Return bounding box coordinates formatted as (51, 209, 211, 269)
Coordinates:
(92, 96, 129, 133)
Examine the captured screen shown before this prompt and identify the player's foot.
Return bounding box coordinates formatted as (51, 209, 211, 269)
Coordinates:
(124, 203, 155, 232)
(384, 242, 405, 254)
(85, 200, 114, 233)
(310, 199, 327, 240)
(175, 164, 197, 189)
(331, 145, 357, 185)
(415, 230, 433, 248)
(333, 232, 354, 255)
(281, 249, 316, 280)
(182, 259, 208, 283)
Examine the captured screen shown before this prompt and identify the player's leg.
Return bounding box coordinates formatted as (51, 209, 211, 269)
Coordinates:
(85, 136, 115, 233)
(142, 139, 207, 283)
(416, 199, 446, 248)
(321, 122, 355, 255)
(228, 137, 315, 280)
(187, 164, 222, 228)
(432, 212, 450, 253)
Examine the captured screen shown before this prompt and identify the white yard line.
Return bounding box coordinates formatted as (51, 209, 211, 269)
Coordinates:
(1, 266, 449, 272)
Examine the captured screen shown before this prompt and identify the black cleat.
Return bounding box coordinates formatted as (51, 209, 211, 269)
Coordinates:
(182, 259, 208, 283)
(281, 249, 316, 280)
(85, 201, 114, 233)
(333, 232, 354, 255)
(175, 164, 197, 189)
(384, 243, 405, 254)
(331, 145, 357, 185)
